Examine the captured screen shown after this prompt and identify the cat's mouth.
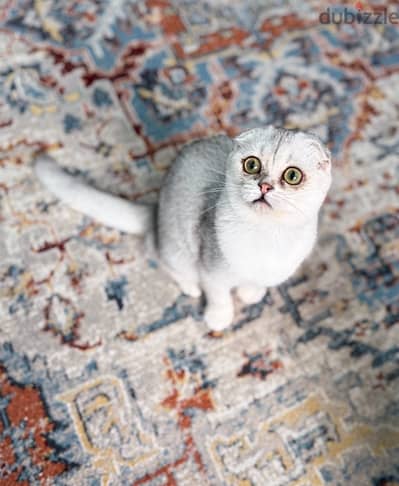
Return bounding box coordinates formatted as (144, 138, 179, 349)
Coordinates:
(252, 196, 272, 209)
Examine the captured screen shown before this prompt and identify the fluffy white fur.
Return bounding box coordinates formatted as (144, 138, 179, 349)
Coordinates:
(35, 155, 152, 234)
(35, 127, 331, 331)
(204, 128, 331, 329)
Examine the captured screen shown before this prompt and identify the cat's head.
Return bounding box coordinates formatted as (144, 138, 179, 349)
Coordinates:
(226, 127, 332, 224)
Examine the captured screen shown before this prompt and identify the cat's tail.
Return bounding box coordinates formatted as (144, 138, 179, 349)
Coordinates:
(35, 154, 153, 234)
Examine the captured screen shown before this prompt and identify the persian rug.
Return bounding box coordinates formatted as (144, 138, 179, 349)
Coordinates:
(0, 1, 398, 484)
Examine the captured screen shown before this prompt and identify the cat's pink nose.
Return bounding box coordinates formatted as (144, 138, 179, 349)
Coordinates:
(259, 182, 273, 194)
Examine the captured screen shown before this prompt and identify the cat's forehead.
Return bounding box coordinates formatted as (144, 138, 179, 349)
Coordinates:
(234, 127, 327, 166)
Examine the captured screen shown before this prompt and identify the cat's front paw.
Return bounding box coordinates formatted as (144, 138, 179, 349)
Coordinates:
(204, 305, 234, 332)
(236, 285, 266, 305)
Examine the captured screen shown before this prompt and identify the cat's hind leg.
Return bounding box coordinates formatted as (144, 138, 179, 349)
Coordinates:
(167, 267, 201, 298)
(236, 285, 266, 305)
(160, 247, 201, 298)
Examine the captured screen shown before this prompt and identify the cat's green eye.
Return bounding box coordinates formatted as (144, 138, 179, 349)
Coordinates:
(282, 167, 303, 185)
(243, 156, 261, 174)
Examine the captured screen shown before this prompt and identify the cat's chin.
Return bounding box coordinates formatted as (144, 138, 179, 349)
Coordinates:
(251, 199, 273, 212)
(248, 200, 308, 224)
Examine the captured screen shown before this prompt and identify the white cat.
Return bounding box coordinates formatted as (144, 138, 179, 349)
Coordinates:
(35, 126, 331, 331)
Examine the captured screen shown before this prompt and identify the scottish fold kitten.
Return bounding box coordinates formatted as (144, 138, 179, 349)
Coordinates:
(35, 126, 331, 331)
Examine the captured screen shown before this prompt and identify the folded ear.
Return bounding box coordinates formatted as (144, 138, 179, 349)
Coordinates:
(233, 128, 255, 147)
(307, 135, 331, 171)
(233, 126, 276, 150)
